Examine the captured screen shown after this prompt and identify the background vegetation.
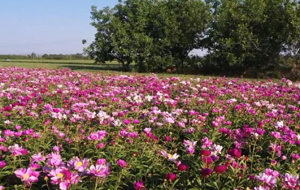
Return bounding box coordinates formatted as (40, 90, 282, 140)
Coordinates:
(83, 0, 300, 79)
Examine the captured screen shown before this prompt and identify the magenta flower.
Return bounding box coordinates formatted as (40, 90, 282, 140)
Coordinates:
(215, 165, 227, 174)
(165, 172, 176, 181)
(0, 161, 6, 168)
(178, 164, 188, 171)
(201, 168, 213, 177)
(201, 137, 212, 149)
(228, 148, 242, 159)
(48, 167, 80, 190)
(15, 167, 40, 186)
(117, 159, 127, 168)
(165, 136, 171, 141)
(201, 149, 211, 157)
(134, 181, 146, 190)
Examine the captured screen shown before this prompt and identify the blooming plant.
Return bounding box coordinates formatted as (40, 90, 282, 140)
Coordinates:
(0, 68, 299, 189)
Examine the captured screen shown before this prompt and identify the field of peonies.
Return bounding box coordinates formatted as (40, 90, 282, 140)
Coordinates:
(0, 67, 300, 190)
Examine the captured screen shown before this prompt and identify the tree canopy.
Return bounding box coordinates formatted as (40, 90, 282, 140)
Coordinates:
(85, 0, 300, 78)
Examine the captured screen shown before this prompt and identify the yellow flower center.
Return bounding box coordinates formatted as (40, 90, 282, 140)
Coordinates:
(77, 161, 83, 167)
(23, 174, 29, 179)
(168, 154, 173, 158)
(57, 173, 63, 178)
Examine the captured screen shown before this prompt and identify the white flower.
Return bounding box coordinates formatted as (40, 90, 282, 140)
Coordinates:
(4, 120, 11, 125)
(133, 95, 143, 103)
(211, 144, 223, 155)
(144, 95, 153, 102)
(275, 121, 284, 129)
(161, 150, 179, 162)
(113, 119, 122, 127)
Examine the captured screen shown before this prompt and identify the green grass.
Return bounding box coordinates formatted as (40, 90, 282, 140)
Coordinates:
(0, 60, 200, 79)
(1, 59, 121, 65)
(0, 59, 124, 71)
(0, 59, 270, 81)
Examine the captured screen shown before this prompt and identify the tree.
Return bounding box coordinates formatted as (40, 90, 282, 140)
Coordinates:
(160, 0, 211, 72)
(86, 0, 211, 73)
(31, 52, 36, 60)
(204, 0, 300, 76)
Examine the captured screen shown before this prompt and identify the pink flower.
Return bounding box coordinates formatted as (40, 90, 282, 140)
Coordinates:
(283, 173, 299, 188)
(48, 167, 80, 190)
(117, 159, 127, 168)
(256, 169, 278, 187)
(88, 162, 110, 178)
(53, 146, 62, 152)
(0, 161, 6, 168)
(31, 152, 46, 163)
(8, 144, 28, 156)
(201, 137, 212, 149)
(73, 157, 89, 172)
(96, 159, 106, 165)
(15, 167, 40, 186)
(15, 125, 22, 130)
(48, 168, 65, 184)
(254, 186, 270, 190)
(47, 152, 63, 167)
(183, 140, 197, 154)
(161, 150, 179, 162)
(134, 181, 145, 190)
(87, 130, 107, 141)
(165, 172, 176, 181)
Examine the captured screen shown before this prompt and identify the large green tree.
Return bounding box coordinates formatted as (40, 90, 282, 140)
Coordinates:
(205, 0, 300, 75)
(161, 0, 211, 72)
(86, 0, 211, 73)
(83, 5, 134, 71)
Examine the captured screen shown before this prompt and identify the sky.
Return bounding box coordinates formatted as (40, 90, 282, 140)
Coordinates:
(0, 0, 119, 55)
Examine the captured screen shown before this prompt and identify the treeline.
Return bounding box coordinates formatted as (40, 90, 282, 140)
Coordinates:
(0, 53, 90, 60)
(0, 55, 30, 60)
(84, 0, 300, 79)
(41, 53, 90, 60)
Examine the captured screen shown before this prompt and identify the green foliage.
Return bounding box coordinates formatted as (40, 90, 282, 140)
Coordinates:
(86, 0, 300, 78)
(160, 0, 211, 72)
(86, 0, 211, 73)
(205, 0, 300, 76)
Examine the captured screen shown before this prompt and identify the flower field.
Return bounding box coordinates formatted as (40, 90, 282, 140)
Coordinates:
(0, 67, 300, 190)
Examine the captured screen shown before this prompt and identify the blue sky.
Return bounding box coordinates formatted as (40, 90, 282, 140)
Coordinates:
(0, 0, 119, 55)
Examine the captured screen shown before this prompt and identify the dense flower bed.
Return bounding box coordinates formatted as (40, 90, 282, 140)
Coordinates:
(0, 67, 300, 189)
